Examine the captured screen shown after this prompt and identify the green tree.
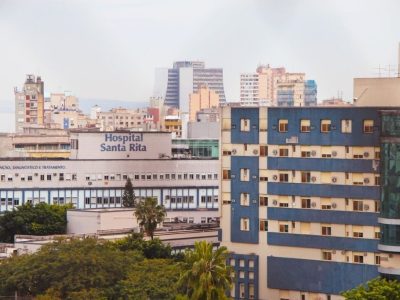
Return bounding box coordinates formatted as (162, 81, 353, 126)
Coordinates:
(134, 197, 166, 240)
(0, 203, 71, 243)
(178, 241, 233, 300)
(0, 237, 142, 298)
(342, 277, 400, 300)
(113, 232, 172, 259)
(116, 259, 181, 299)
(122, 177, 136, 207)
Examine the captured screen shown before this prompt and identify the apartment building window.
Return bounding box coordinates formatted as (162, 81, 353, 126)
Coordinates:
(321, 120, 331, 133)
(321, 225, 332, 236)
(341, 119, 352, 133)
(321, 198, 332, 210)
(260, 146, 268, 157)
(259, 196, 268, 206)
(249, 284, 255, 299)
(240, 218, 250, 231)
(322, 251, 332, 261)
(375, 150, 380, 159)
(353, 231, 364, 238)
(279, 223, 289, 233)
(363, 120, 374, 133)
(321, 146, 332, 158)
(301, 150, 311, 158)
(59, 173, 64, 181)
(279, 202, 289, 207)
(279, 173, 289, 182)
(300, 119, 310, 132)
(301, 172, 311, 183)
(222, 170, 231, 180)
(240, 193, 249, 206)
(353, 255, 364, 264)
(240, 168, 250, 181)
(279, 148, 289, 157)
(353, 200, 363, 211)
(375, 200, 381, 213)
(375, 254, 381, 265)
(241, 119, 250, 132)
(375, 176, 380, 186)
(239, 283, 245, 299)
(301, 198, 311, 208)
(278, 119, 288, 132)
(260, 219, 268, 231)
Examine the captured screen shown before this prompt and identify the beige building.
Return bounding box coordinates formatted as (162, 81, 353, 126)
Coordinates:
(96, 108, 156, 131)
(46, 93, 78, 111)
(354, 77, 400, 106)
(240, 65, 286, 106)
(189, 85, 219, 121)
(14, 75, 45, 133)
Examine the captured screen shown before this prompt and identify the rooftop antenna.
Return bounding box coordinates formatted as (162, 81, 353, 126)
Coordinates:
(398, 42, 400, 77)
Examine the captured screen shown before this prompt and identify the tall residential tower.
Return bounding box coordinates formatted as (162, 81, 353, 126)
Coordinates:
(14, 74, 45, 132)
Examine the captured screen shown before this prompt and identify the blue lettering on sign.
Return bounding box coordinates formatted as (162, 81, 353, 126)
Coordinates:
(100, 133, 147, 152)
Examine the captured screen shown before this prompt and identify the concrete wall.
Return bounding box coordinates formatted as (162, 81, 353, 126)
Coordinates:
(354, 77, 400, 106)
(67, 208, 138, 234)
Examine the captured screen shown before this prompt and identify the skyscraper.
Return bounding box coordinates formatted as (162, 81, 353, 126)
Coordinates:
(153, 61, 226, 112)
(14, 74, 45, 132)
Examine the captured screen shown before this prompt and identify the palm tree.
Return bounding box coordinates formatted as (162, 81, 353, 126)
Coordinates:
(134, 197, 166, 240)
(178, 241, 233, 300)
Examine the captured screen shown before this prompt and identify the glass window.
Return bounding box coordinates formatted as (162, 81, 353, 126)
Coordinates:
(363, 120, 374, 133)
(321, 120, 331, 133)
(341, 119, 352, 133)
(241, 119, 250, 132)
(279, 119, 288, 132)
(300, 119, 310, 132)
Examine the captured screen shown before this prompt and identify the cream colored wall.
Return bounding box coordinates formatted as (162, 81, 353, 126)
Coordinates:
(354, 77, 400, 106)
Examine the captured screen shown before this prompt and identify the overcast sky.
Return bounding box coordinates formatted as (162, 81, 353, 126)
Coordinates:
(0, 0, 399, 110)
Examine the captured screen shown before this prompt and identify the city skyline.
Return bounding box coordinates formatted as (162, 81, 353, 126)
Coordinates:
(0, 0, 400, 114)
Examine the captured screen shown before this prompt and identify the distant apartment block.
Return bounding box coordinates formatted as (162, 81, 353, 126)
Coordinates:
(14, 74, 45, 132)
(153, 61, 226, 112)
(96, 107, 156, 131)
(240, 65, 317, 107)
(189, 84, 219, 122)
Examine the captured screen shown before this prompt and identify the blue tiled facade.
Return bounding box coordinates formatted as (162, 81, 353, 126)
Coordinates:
(228, 253, 259, 300)
(267, 257, 379, 295)
(222, 106, 400, 299)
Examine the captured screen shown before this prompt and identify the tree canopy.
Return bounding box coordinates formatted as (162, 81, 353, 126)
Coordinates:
(178, 240, 233, 300)
(342, 277, 400, 300)
(122, 177, 136, 207)
(0, 203, 70, 243)
(135, 197, 166, 240)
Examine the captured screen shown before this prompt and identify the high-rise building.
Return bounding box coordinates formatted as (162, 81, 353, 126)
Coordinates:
(14, 74, 45, 132)
(240, 65, 286, 106)
(240, 65, 317, 107)
(220, 104, 400, 299)
(189, 84, 219, 122)
(153, 61, 226, 112)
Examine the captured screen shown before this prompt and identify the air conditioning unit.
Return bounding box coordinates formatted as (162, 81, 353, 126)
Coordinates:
(332, 177, 337, 183)
(272, 200, 278, 206)
(232, 149, 237, 155)
(341, 250, 346, 255)
(364, 204, 370, 211)
(311, 150, 317, 157)
(364, 178, 370, 184)
(253, 149, 258, 155)
(311, 176, 317, 182)
(332, 203, 337, 209)
(88, 182, 92, 185)
(332, 151, 337, 157)
(364, 152, 370, 158)
(272, 175, 278, 181)
(272, 150, 278, 156)
(311, 202, 316, 208)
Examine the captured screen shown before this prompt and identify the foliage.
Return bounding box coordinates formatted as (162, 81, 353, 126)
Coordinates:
(0, 237, 142, 298)
(122, 177, 136, 207)
(0, 203, 71, 243)
(115, 259, 182, 300)
(113, 232, 172, 259)
(178, 241, 233, 300)
(0, 236, 186, 299)
(135, 197, 166, 240)
(342, 277, 400, 300)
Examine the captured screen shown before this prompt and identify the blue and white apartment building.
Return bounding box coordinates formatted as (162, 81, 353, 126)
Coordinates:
(0, 131, 219, 223)
(220, 104, 400, 299)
